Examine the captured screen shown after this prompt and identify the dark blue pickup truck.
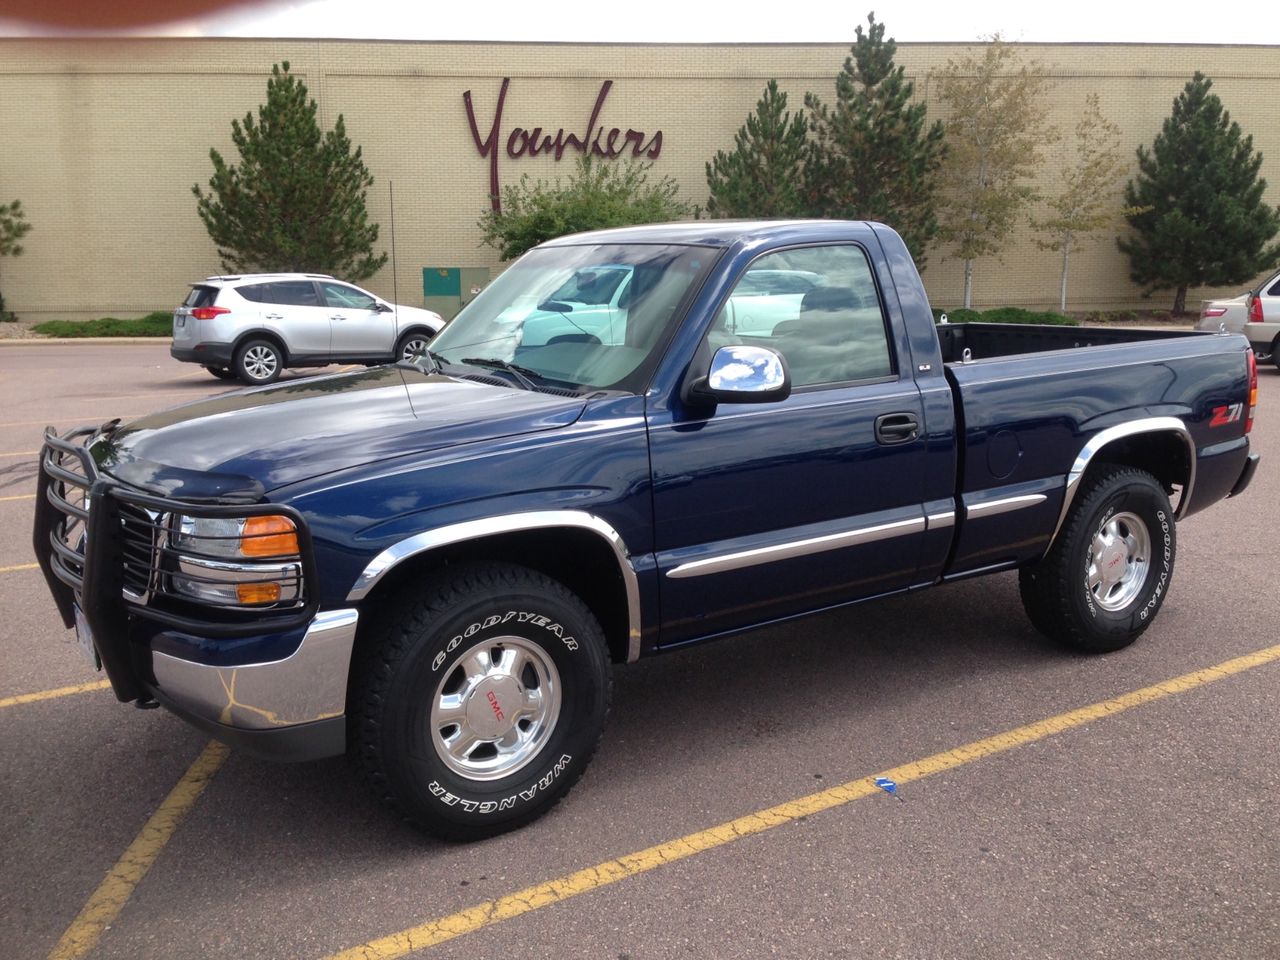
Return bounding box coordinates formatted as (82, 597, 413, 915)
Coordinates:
(35, 221, 1259, 839)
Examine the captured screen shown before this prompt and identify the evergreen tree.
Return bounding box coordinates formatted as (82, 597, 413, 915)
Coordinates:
(803, 13, 946, 265)
(193, 62, 387, 281)
(705, 80, 809, 218)
(935, 37, 1053, 308)
(1032, 95, 1140, 312)
(1118, 72, 1280, 315)
(0, 198, 32, 320)
(479, 156, 692, 261)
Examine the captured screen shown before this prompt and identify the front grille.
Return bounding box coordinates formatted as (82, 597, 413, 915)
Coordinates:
(118, 501, 161, 600)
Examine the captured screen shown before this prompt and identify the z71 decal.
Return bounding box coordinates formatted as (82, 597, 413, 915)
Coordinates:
(1209, 403, 1243, 427)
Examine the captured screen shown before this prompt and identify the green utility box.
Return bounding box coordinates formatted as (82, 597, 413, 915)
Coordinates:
(423, 267, 491, 320)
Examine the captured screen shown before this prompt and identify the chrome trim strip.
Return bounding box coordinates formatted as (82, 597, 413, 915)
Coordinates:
(346, 511, 643, 663)
(1047, 417, 1196, 552)
(175, 556, 300, 581)
(666, 516, 925, 580)
(926, 511, 955, 529)
(964, 494, 1047, 520)
(151, 608, 359, 730)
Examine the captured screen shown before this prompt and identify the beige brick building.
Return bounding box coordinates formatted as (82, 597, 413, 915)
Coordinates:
(1, 37, 1278, 320)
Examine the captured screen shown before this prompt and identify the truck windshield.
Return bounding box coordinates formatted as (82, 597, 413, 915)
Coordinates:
(429, 243, 718, 393)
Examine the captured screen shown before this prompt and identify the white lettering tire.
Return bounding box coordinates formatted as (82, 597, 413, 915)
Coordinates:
(1019, 466, 1176, 653)
(351, 563, 611, 840)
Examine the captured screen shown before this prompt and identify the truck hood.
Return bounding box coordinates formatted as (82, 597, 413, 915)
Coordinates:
(92, 366, 586, 500)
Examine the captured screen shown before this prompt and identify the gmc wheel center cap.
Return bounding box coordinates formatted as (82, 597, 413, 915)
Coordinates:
(465, 676, 521, 739)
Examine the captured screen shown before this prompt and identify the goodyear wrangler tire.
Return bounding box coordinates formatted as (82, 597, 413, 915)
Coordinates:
(352, 563, 611, 840)
(1019, 465, 1176, 653)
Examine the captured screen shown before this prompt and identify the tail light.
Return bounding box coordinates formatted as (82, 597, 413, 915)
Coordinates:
(1247, 295, 1264, 323)
(1201, 306, 1228, 320)
(190, 306, 230, 321)
(1246, 349, 1257, 434)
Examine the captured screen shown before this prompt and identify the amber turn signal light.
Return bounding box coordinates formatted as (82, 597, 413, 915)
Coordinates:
(236, 581, 283, 604)
(239, 515, 299, 558)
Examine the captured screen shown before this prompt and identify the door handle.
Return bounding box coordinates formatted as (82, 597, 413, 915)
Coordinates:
(874, 412, 920, 445)
(330, 314, 346, 321)
(264, 313, 283, 320)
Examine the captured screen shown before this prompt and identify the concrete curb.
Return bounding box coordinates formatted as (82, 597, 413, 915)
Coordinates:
(0, 337, 169, 346)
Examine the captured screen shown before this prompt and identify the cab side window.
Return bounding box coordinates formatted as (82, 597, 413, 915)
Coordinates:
(711, 246, 893, 387)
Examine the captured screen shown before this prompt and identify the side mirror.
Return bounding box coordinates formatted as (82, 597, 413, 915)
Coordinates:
(685, 345, 791, 406)
(375, 301, 393, 313)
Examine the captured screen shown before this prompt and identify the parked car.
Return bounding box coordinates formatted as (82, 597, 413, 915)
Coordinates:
(1197, 266, 1280, 367)
(37, 221, 1258, 840)
(170, 273, 444, 384)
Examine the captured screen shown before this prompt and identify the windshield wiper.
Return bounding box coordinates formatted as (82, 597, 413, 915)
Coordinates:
(396, 350, 448, 375)
(460, 357, 541, 391)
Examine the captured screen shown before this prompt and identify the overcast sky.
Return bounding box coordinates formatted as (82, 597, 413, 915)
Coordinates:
(3, 0, 1278, 44)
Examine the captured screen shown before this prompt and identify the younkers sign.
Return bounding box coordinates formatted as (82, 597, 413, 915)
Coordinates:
(464, 77, 664, 211)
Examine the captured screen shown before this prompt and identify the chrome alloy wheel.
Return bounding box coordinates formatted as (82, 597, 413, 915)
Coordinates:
(1086, 511, 1151, 612)
(429, 636, 562, 781)
(242, 345, 279, 381)
(400, 336, 431, 363)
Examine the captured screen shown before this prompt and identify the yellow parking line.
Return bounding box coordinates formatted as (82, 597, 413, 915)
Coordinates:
(0, 494, 36, 502)
(325, 643, 1280, 960)
(46, 741, 230, 960)
(0, 561, 38, 573)
(0, 450, 37, 457)
(0, 679, 112, 710)
(0, 415, 142, 428)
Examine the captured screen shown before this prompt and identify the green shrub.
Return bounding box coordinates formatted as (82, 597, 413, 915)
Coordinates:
(979, 307, 1079, 326)
(934, 307, 982, 324)
(33, 311, 172, 338)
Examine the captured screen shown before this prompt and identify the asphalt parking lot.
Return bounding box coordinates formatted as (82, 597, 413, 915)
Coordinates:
(1, 341, 1277, 960)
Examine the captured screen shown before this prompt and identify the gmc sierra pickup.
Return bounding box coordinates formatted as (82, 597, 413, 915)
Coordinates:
(35, 221, 1259, 839)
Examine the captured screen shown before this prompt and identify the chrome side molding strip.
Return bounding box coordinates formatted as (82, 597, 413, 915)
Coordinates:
(965, 494, 1047, 520)
(925, 510, 955, 529)
(346, 511, 643, 662)
(667, 516, 925, 580)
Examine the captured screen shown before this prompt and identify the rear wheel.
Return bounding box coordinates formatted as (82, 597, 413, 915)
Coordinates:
(1019, 465, 1176, 653)
(351, 563, 611, 840)
(234, 339, 283, 385)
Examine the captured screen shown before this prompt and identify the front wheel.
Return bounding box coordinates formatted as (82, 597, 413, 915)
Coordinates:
(396, 330, 435, 365)
(1019, 465, 1176, 653)
(351, 563, 611, 840)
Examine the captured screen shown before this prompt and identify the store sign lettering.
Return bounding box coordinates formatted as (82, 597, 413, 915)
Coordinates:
(464, 78, 664, 210)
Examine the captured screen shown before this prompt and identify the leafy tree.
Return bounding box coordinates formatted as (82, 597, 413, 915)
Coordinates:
(193, 61, 387, 281)
(478, 156, 692, 260)
(1118, 72, 1280, 315)
(803, 13, 946, 265)
(705, 80, 809, 218)
(934, 37, 1054, 308)
(0, 199, 32, 320)
(1032, 95, 1142, 312)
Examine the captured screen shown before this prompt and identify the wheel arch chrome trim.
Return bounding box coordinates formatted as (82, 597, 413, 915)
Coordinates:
(346, 511, 643, 662)
(1045, 416, 1195, 555)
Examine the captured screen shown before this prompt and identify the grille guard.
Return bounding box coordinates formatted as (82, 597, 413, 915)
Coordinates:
(33, 426, 321, 702)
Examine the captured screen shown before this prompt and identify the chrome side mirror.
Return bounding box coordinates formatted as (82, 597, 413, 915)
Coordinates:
(686, 345, 791, 405)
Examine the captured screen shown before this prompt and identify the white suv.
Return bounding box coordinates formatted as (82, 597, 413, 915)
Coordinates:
(171, 273, 444, 384)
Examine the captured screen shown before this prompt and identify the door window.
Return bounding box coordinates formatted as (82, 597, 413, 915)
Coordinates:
(320, 282, 378, 311)
(711, 246, 893, 387)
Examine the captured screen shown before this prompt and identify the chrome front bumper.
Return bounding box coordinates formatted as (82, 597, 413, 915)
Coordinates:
(150, 608, 358, 757)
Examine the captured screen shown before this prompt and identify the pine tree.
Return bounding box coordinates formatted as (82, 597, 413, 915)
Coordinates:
(935, 38, 1053, 308)
(193, 62, 387, 281)
(803, 13, 946, 265)
(705, 80, 809, 218)
(0, 199, 32, 320)
(1032, 95, 1139, 312)
(1118, 72, 1280, 315)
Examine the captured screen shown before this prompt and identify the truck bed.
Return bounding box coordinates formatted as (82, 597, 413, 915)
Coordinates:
(935, 322, 1211, 364)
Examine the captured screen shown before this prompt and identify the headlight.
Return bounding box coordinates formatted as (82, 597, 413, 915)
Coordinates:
(167, 513, 303, 607)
